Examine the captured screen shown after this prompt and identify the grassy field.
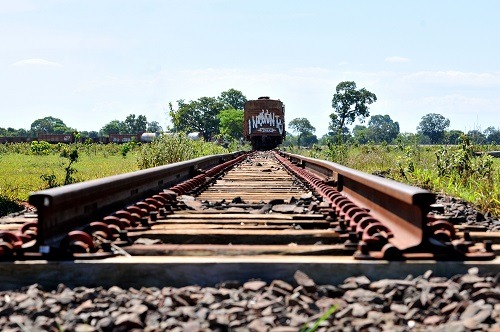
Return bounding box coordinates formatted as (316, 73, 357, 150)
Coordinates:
(0, 137, 232, 216)
(2, 138, 499, 218)
(0, 152, 139, 202)
(293, 141, 500, 217)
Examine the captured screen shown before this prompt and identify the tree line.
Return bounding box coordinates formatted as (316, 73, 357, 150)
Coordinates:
(288, 81, 500, 147)
(2, 83, 499, 145)
(0, 115, 162, 140)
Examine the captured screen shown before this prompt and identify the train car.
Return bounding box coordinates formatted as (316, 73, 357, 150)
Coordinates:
(38, 134, 74, 143)
(0, 137, 30, 144)
(244, 96, 285, 150)
(108, 133, 142, 143)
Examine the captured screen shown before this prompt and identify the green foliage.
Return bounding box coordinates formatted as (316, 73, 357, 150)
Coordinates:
(397, 146, 417, 180)
(0, 143, 139, 213)
(100, 114, 158, 136)
(60, 147, 79, 185)
(169, 97, 225, 141)
(29, 116, 76, 137)
(329, 81, 377, 143)
(289, 118, 316, 147)
(136, 133, 229, 169)
(219, 88, 247, 110)
(40, 173, 58, 188)
(40, 145, 80, 187)
(435, 135, 493, 183)
(30, 141, 53, 155)
(169, 89, 246, 141)
(367, 114, 400, 143)
(218, 109, 244, 141)
(417, 113, 450, 144)
(121, 141, 137, 157)
(324, 140, 349, 165)
(294, 139, 500, 217)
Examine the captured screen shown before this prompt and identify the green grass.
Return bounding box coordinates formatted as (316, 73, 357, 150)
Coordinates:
(0, 151, 139, 202)
(294, 142, 500, 218)
(0, 137, 240, 216)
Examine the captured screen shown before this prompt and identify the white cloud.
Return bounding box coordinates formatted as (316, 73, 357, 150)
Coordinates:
(404, 70, 500, 87)
(11, 58, 62, 67)
(385, 56, 411, 63)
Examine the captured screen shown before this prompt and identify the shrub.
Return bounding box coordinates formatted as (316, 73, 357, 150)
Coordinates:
(137, 133, 229, 169)
(30, 141, 52, 155)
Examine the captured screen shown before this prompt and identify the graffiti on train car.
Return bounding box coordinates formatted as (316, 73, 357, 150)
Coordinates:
(248, 109, 284, 135)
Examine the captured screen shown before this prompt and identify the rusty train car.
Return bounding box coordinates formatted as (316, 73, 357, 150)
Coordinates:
(244, 97, 285, 150)
(37, 134, 75, 143)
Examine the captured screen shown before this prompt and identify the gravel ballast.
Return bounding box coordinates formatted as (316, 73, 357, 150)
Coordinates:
(0, 268, 498, 331)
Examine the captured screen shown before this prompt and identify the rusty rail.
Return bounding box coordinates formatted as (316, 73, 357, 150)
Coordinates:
(29, 151, 247, 252)
(276, 151, 494, 260)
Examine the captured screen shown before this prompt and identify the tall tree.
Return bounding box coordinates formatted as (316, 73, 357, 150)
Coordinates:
(288, 118, 316, 147)
(218, 109, 244, 141)
(100, 120, 126, 136)
(445, 130, 464, 145)
(147, 121, 163, 133)
(367, 114, 399, 143)
(219, 89, 247, 110)
(352, 125, 370, 144)
(329, 81, 377, 143)
(30, 116, 68, 136)
(124, 114, 148, 134)
(416, 113, 450, 144)
(467, 130, 486, 144)
(169, 97, 225, 141)
(484, 127, 500, 144)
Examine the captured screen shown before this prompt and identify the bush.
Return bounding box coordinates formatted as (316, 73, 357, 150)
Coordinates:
(137, 133, 229, 169)
(30, 141, 52, 155)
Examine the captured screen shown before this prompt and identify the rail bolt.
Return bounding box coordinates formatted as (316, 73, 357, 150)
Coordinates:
(87, 222, 114, 240)
(20, 222, 38, 240)
(429, 220, 456, 242)
(61, 231, 96, 254)
(381, 243, 404, 260)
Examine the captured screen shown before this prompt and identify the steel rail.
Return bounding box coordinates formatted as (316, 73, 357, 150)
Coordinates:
(277, 151, 436, 251)
(29, 151, 246, 250)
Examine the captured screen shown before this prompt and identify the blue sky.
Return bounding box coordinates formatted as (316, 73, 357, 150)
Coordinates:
(1, 0, 499, 136)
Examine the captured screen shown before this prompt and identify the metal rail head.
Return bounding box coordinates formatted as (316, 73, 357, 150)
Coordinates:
(276, 151, 495, 260)
(29, 152, 246, 255)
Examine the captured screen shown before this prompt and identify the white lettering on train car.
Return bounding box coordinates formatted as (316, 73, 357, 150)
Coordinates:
(248, 109, 284, 135)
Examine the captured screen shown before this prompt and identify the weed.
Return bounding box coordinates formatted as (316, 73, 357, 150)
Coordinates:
(40, 173, 58, 188)
(300, 305, 337, 332)
(324, 140, 349, 165)
(137, 133, 229, 169)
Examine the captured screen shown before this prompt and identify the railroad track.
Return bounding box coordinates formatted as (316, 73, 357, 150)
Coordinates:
(0, 150, 498, 288)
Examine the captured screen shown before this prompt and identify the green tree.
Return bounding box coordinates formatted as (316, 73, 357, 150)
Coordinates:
(329, 81, 377, 143)
(416, 113, 450, 144)
(301, 132, 318, 146)
(484, 127, 500, 144)
(169, 97, 225, 141)
(445, 130, 464, 145)
(124, 114, 148, 134)
(147, 121, 163, 133)
(367, 114, 399, 143)
(29, 116, 74, 137)
(352, 125, 370, 144)
(288, 118, 316, 147)
(219, 89, 247, 110)
(218, 109, 244, 141)
(467, 130, 486, 144)
(100, 120, 126, 136)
